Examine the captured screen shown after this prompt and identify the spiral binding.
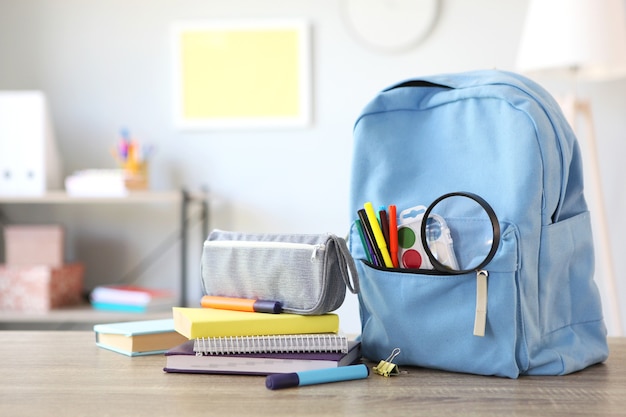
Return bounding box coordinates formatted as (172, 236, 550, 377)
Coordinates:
(193, 333, 349, 355)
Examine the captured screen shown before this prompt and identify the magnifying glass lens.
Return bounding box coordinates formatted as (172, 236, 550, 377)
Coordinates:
(425, 216, 459, 270)
(422, 193, 499, 273)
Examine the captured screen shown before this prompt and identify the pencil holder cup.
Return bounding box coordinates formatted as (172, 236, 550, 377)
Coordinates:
(123, 160, 149, 190)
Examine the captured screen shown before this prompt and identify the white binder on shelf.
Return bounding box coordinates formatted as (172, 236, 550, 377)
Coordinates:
(0, 91, 62, 196)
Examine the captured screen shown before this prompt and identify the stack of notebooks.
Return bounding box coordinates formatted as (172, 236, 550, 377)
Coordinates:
(164, 307, 361, 375)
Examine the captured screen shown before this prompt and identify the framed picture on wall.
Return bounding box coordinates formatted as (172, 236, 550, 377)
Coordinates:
(172, 19, 311, 130)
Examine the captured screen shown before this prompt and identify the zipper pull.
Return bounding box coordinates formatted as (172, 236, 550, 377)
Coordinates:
(311, 244, 325, 261)
(473, 270, 488, 337)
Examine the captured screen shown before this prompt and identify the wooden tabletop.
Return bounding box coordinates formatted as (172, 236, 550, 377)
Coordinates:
(1, 331, 624, 417)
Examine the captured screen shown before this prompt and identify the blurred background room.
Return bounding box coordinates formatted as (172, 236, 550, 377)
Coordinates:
(0, 0, 625, 335)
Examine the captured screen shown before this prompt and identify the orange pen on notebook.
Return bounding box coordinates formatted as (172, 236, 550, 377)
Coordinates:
(201, 295, 283, 314)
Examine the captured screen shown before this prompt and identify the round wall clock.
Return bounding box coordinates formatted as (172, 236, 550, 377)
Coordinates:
(341, 0, 440, 53)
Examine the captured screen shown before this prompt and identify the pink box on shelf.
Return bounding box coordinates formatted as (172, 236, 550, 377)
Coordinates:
(0, 263, 84, 311)
(3, 225, 64, 267)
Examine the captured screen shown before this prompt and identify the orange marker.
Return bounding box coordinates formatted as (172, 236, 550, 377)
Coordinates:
(201, 295, 283, 314)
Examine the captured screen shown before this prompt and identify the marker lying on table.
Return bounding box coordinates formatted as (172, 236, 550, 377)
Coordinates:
(200, 295, 283, 314)
(265, 364, 369, 390)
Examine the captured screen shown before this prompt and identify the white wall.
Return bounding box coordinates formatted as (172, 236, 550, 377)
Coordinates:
(1, 0, 625, 335)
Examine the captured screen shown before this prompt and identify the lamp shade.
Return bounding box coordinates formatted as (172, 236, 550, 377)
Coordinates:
(516, 0, 626, 80)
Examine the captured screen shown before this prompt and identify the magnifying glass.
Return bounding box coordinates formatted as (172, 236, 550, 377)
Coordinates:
(419, 192, 500, 274)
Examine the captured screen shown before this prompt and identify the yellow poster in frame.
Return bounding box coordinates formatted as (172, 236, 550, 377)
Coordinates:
(172, 20, 311, 129)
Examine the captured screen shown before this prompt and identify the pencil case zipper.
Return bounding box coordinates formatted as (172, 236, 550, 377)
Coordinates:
(203, 240, 326, 261)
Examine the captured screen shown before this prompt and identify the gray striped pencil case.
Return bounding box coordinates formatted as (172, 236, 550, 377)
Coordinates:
(200, 229, 359, 315)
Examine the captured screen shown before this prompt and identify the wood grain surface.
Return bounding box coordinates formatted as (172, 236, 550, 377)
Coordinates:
(1, 331, 623, 416)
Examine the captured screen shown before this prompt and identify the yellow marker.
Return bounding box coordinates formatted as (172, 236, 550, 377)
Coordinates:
(364, 202, 394, 268)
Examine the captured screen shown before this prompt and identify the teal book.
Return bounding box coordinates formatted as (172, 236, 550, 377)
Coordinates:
(94, 318, 188, 357)
(91, 301, 158, 313)
(90, 285, 176, 312)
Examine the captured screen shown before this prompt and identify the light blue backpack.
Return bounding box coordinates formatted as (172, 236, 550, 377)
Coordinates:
(348, 69, 609, 378)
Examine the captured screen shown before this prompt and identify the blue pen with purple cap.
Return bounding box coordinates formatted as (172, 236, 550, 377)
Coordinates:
(265, 364, 369, 390)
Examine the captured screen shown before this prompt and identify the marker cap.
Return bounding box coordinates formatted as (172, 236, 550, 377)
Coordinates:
(254, 300, 283, 314)
(266, 372, 300, 390)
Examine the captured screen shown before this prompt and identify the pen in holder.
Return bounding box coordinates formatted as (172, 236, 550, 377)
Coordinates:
(122, 159, 149, 191)
(112, 129, 153, 191)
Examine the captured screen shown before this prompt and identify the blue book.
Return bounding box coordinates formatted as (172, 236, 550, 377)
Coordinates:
(91, 301, 156, 313)
(89, 285, 176, 312)
(94, 319, 188, 357)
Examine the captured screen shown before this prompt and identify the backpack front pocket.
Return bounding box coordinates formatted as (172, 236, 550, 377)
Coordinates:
(355, 223, 523, 378)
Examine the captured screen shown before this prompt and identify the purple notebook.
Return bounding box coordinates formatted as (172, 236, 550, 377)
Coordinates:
(163, 340, 361, 376)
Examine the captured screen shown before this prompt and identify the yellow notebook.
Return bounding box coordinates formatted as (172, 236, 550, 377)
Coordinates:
(172, 307, 339, 339)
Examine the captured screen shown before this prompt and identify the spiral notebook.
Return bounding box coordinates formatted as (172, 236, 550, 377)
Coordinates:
(193, 333, 349, 355)
(165, 340, 361, 376)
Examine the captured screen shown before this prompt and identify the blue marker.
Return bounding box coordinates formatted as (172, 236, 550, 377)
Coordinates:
(265, 364, 369, 390)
